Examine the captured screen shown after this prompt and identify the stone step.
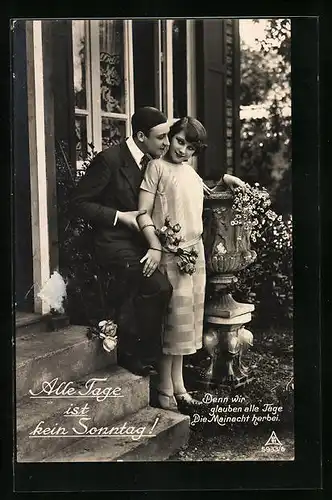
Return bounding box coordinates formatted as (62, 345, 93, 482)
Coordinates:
(16, 365, 150, 462)
(39, 406, 190, 462)
(15, 325, 117, 401)
(15, 312, 47, 336)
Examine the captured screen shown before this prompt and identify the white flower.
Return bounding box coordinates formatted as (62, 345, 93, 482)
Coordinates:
(266, 210, 277, 221)
(99, 319, 117, 337)
(216, 242, 227, 254)
(38, 271, 67, 314)
(102, 336, 117, 353)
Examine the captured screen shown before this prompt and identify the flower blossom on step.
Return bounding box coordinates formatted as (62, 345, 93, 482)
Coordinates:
(37, 271, 67, 314)
(87, 319, 118, 353)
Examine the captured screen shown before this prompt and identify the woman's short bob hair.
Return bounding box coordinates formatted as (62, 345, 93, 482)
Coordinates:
(168, 117, 208, 156)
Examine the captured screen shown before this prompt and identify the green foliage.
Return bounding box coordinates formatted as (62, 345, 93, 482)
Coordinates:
(240, 44, 274, 106)
(229, 181, 293, 328)
(238, 21, 292, 327)
(240, 19, 292, 211)
(235, 212, 293, 328)
(261, 19, 291, 70)
(56, 142, 116, 325)
(240, 101, 292, 213)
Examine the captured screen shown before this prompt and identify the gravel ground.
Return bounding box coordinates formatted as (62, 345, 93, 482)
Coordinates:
(168, 327, 294, 461)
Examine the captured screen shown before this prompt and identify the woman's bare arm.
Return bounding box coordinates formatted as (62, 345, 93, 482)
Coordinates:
(138, 190, 162, 250)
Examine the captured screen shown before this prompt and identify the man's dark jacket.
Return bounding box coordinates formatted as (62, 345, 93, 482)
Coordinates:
(71, 140, 147, 267)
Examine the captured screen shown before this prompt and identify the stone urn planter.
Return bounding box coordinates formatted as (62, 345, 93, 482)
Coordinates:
(201, 185, 257, 388)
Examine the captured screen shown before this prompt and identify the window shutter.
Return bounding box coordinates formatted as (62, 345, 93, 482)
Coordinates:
(196, 19, 240, 181)
(200, 20, 225, 181)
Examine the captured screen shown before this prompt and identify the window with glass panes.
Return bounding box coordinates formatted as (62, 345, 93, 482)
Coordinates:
(72, 20, 133, 172)
(71, 19, 197, 171)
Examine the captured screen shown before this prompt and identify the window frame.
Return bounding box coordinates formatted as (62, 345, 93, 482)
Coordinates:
(73, 19, 134, 162)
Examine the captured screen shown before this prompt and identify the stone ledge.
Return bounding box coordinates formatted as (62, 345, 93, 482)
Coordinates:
(15, 312, 47, 336)
(16, 312, 43, 328)
(206, 312, 252, 325)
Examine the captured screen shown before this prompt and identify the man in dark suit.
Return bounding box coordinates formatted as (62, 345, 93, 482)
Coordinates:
(71, 107, 172, 376)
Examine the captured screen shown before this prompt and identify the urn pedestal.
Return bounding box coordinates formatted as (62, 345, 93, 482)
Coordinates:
(201, 188, 257, 388)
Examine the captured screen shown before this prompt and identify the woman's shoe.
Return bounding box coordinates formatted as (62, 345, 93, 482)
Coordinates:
(150, 388, 178, 411)
(174, 392, 203, 409)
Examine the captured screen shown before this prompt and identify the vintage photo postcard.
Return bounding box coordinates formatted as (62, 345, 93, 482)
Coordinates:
(11, 17, 321, 491)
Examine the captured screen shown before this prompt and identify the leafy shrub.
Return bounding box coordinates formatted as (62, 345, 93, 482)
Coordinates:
(235, 211, 293, 327)
(227, 181, 293, 328)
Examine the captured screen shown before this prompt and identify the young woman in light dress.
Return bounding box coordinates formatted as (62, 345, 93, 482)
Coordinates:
(137, 117, 245, 411)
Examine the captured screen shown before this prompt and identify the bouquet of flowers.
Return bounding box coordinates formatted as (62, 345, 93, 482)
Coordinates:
(87, 319, 118, 353)
(230, 182, 273, 242)
(155, 216, 199, 275)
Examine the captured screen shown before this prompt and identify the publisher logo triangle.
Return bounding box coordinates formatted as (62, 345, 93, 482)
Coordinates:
(264, 431, 283, 446)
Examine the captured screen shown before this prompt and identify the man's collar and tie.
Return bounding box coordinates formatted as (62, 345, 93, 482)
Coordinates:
(140, 153, 152, 176)
(126, 136, 152, 177)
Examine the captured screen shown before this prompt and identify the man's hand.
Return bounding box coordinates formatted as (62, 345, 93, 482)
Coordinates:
(140, 248, 162, 277)
(117, 209, 147, 231)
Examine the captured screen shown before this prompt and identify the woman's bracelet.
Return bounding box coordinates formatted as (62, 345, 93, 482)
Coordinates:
(140, 223, 156, 231)
(136, 212, 146, 220)
(150, 247, 162, 252)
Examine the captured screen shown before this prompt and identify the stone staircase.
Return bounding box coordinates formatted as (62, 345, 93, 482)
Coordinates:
(15, 313, 190, 462)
